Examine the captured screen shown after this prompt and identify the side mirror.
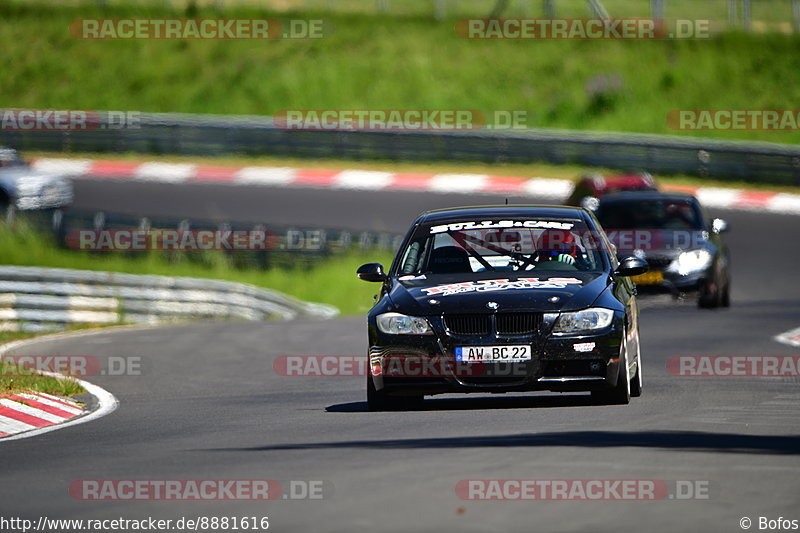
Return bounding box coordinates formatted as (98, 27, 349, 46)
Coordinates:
(615, 256, 649, 277)
(711, 218, 729, 234)
(357, 263, 388, 283)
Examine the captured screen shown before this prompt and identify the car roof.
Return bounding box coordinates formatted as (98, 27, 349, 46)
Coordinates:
(598, 190, 698, 204)
(415, 205, 589, 224)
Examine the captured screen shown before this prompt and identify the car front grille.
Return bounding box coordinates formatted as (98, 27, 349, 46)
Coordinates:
(496, 313, 541, 335)
(444, 314, 491, 336)
(444, 313, 542, 337)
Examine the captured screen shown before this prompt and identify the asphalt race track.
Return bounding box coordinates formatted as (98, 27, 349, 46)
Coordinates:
(2, 176, 800, 532)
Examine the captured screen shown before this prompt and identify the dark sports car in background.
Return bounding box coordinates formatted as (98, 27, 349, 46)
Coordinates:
(595, 191, 731, 308)
(357, 205, 649, 410)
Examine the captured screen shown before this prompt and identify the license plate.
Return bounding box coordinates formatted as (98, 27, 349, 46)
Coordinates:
(455, 345, 532, 363)
(632, 270, 664, 285)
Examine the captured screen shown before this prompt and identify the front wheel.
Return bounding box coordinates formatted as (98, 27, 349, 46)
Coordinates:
(367, 374, 422, 411)
(720, 280, 731, 308)
(592, 347, 631, 405)
(367, 373, 391, 411)
(630, 358, 642, 398)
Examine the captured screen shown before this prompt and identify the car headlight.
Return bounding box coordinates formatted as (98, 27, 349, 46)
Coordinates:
(376, 313, 433, 335)
(552, 308, 614, 336)
(670, 249, 713, 276)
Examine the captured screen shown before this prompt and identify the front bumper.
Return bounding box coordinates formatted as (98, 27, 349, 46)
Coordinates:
(369, 315, 625, 396)
(633, 268, 709, 297)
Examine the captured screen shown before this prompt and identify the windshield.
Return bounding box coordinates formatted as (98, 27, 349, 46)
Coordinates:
(396, 218, 608, 276)
(596, 198, 703, 230)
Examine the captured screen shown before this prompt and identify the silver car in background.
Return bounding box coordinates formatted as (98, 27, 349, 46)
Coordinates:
(0, 147, 73, 217)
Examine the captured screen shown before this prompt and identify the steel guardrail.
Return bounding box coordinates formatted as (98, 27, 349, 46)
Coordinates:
(0, 265, 339, 332)
(2, 112, 799, 186)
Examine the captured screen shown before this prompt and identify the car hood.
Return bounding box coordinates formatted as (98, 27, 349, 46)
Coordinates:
(387, 272, 608, 315)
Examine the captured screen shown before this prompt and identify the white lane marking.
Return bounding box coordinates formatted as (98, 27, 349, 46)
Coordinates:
(134, 163, 196, 183)
(17, 393, 83, 415)
(31, 158, 93, 176)
(333, 170, 394, 190)
(429, 174, 489, 193)
(0, 414, 37, 434)
(775, 326, 800, 348)
(235, 166, 296, 185)
(522, 178, 573, 198)
(0, 398, 67, 423)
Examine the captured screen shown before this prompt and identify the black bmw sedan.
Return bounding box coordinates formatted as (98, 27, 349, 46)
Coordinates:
(357, 205, 648, 411)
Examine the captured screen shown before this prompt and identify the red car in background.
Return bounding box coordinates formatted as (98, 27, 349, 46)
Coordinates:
(565, 172, 658, 211)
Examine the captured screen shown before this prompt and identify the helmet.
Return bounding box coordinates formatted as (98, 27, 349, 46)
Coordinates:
(537, 229, 579, 259)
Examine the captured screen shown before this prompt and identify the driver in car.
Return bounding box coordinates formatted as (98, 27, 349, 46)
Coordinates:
(535, 228, 580, 266)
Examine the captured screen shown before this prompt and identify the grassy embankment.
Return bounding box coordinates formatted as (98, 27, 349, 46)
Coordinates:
(2, 1, 800, 144)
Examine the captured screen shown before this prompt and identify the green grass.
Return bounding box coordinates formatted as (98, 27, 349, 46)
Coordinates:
(0, 222, 392, 315)
(32, 0, 800, 27)
(0, 359, 86, 396)
(2, 1, 800, 144)
(0, 331, 40, 345)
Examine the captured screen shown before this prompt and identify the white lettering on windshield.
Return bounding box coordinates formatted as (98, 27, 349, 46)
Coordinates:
(429, 220, 574, 234)
(421, 277, 583, 296)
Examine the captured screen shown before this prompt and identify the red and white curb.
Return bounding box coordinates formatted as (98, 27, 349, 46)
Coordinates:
(0, 331, 119, 442)
(33, 157, 800, 216)
(0, 392, 84, 437)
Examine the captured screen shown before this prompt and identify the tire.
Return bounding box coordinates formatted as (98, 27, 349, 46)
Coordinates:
(366, 374, 422, 411)
(0, 193, 11, 224)
(630, 356, 642, 398)
(721, 281, 731, 308)
(367, 372, 391, 411)
(698, 283, 720, 309)
(592, 345, 631, 405)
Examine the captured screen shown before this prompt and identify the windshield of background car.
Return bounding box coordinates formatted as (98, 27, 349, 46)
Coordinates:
(596, 198, 703, 230)
(395, 218, 609, 276)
